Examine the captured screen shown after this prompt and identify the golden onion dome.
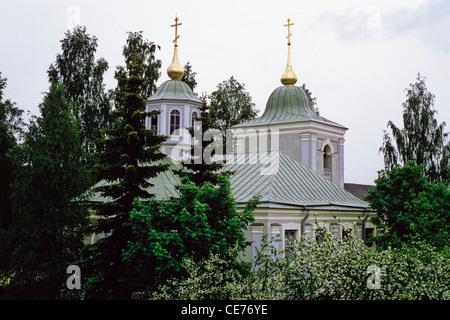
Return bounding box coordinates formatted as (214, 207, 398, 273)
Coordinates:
(280, 18, 297, 86)
(167, 45, 183, 80)
(167, 17, 184, 80)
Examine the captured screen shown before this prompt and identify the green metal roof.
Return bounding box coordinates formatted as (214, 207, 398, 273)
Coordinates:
(233, 86, 347, 129)
(225, 152, 370, 211)
(88, 152, 370, 212)
(147, 80, 202, 105)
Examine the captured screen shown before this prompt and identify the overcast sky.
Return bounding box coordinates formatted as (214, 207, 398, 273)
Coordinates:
(1, 0, 449, 185)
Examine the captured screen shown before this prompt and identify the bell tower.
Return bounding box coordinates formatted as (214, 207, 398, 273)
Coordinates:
(146, 17, 202, 161)
(231, 19, 348, 187)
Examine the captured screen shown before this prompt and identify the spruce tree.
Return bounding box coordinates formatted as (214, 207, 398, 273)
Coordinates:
(178, 98, 232, 187)
(83, 32, 168, 299)
(180, 61, 197, 92)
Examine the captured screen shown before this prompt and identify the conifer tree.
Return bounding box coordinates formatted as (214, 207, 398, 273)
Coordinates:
(82, 32, 168, 299)
(178, 96, 232, 187)
(180, 61, 197, 92)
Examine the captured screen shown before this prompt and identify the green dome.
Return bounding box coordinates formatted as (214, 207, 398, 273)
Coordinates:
(263, 86, 317, 121)
(233, 85, 346, 129)
(148, 80, 202, 105)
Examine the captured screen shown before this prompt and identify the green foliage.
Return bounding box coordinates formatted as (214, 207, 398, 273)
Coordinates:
(0, 72, 24, 283)
(151, 222, 450, 300)
(300, 83, 319, 115)
(147, 250, 257, 300)
(122, 174, 259, 294)
(47, 26, 111, 157)
(366, 161, 450, 250)
(209, 76, 258, 133)
(178, 100, 233, 186)
(180, 61, 197, 92)
(4, 83, 90, 299)
(82, 31, 168, 299)
(0, 72, 23, 231)
(380, 73, 449, 184)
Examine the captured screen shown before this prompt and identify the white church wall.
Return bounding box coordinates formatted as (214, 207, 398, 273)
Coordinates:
(241, 208, 377, 263)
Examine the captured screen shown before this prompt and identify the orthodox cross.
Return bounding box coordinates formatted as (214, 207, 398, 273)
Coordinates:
(171, 16, 182, 46)
(284, 18, 294, 45)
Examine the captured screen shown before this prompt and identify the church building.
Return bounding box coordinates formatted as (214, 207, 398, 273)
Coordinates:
(90, 17, 376, 261)
(142, 17, 375, 261)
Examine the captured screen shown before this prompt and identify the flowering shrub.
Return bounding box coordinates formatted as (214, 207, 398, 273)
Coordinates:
(144, 223, 450, 300)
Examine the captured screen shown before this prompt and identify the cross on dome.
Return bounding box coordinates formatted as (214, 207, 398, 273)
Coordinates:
(171, 16, 182, 47)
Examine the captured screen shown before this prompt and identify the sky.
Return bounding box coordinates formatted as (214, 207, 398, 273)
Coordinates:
(1, 0, 449, 185)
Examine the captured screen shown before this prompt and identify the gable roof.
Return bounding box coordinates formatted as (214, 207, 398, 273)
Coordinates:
(88, 152, 371, 212)
(224, 152, 370, 211)
(344, 183, 374, 200)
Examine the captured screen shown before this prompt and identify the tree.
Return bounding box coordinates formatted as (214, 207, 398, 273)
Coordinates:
(122, 174, 260, 293)
(0, 72, 24, 286)
(366, 161, 450, 250)
(0, 72, 23, 231)
(6, 83, 90, 299)
(47, 26, 111, 158)
(178, 97, 233, 187)
(300, 83, 319, 115)
(209, 76, 258, 133)
(82, 31, 168, 299)
(180, 61, 197, 92)
(380, 73, 449, 184)
(152, 222, 450, 300)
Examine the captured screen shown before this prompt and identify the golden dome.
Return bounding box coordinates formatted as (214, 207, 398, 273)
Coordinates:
(167, 45, 183, 80)
(167, 17, 184, 80)
(280, 44, 297, 86)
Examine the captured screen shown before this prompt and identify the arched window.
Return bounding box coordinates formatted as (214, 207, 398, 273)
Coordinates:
(191, 111, 198, 128)
(170, 109, 181, 135)
(150, 114, 158, 132)
(323, 144, 332, 180)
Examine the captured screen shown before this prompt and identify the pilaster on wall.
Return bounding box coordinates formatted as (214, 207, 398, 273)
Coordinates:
(270, 223, 281, 258)
(310, 133, 317, 171)
(338, 138, 345, 188)
(250, 223, 264, 267)
(300, 133, 310, 167)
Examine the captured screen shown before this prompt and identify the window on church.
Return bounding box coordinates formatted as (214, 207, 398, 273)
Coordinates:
(170, 109, 181, 135)
(331, 223, 340, 248)
(364, 228, 375, 247)
(323, 145, 332, 180)
(343, 227, 352, 241)
(315, 229, 326, 243)
(191, 111, 198, 128)
(285, 230, 296, 259)
(150, 114, 158, 132)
